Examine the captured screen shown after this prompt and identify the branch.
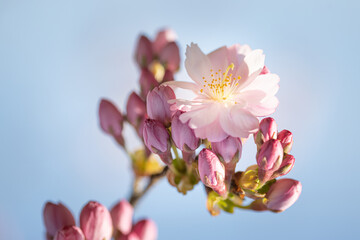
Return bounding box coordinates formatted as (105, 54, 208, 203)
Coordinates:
(129, 166, 169, 207)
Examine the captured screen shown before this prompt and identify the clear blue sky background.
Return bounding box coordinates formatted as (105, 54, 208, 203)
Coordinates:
(1, 0, 359, 239)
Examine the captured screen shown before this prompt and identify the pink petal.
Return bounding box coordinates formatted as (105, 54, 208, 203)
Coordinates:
(179, 103, 220, 128)
(153, 29, 177, 54)
(185, 43, 212, 85)
(194, 118, 228, 142)
(207, 46, 229, 74)
(135, 36, 153, 68)
(227, 44, 251, 79)
(163, 80, 201, 94)
(245, 96, 279, 116)
(244, 49, 265, 76)
(241, 73, 280, 97)
(219, 105, 259, 139)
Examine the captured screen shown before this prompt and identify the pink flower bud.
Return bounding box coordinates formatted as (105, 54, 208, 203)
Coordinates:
(110, 200, 133, 235)
(277, 130, 293, 153)
(171, 111, 200, 152)
(258, 117, 278, 143)
(143, 119, 172, 164)
(132, 219, 157, 240)
(139, 69, 159, 99)
(153, 29, 177, 54)
(162, 69, 174, 83)
(146, 86, 175, 127)
(80, 201, 113, 240)
(265, 178, 302, 212)
(159, 42, 180, 72)
(99, 99, 124, 146)
(135, 35, 153, 68)
(126, 92, 147, 128)
(198, 149, 227, 196)
(260, 65, 270, 75)
(118, 232, 140, 240)
(211, 136, 242, 165)
(54, 226, 85, 240)
(272, 154, 295, 179)
(43, 202, 76, 237)
(257, 139, 283, 183)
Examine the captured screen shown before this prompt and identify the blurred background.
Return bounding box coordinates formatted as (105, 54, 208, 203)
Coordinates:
(1, 0, 359, 239)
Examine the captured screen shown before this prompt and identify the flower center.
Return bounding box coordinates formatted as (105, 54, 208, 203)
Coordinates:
(200, 63, 241, 102)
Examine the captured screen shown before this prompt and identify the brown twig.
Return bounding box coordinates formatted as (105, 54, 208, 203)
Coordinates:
(129, 166, 169, 207)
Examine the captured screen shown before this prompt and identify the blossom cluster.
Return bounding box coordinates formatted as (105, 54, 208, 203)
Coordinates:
(43, 28, 302, 240)
(42, 200, 157, 240)
(98, 29, 302, 216)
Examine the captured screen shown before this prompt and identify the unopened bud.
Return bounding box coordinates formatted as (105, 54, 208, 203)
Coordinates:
(135, 35, 153, 68)
(54, 226, 85, 240)
(143, 119, 172, 164)
(255, 118, 277, 148)
(153, 29, 177, 54)
(132, 219, 157, 240)
(139, 69, 159, 99)
(99, 99, 124, 146)
(110, 200, 133, 235)
(80, 201, 113, 240)
(257, 139, 283, 183)
(158, 42, 180, 72)
(198, 149, 227, 196)
(277, 130, 293, 153)
(146, 86, 175, 127)
(271, 154, 295, 179)
(43, 202, 76, 237)
(126, 92, 146, 129)
(265, 178, 302, 212)
(211, 136, 242, 166)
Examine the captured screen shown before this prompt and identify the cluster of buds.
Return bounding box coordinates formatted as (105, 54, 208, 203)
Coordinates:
(43, 200, 157, 240)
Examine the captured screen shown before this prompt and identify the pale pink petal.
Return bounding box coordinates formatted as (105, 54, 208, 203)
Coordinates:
(194, 119, 228, 142)
(219, 105, 259, 138)
(153, 29, 177, 54)
(159, 42, 180, 72)
(244, 49, 265, 76)
(163, 81, 201, 94)
(207, 46, 229, 73)
(185, 43, 212, 85)
(241, 73, 280, 97)
(246, 96, 279, 116)
(227, 44, 251, 78)
(179, 103, 220, 128)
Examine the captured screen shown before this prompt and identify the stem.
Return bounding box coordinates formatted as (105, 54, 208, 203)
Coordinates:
(129, 166, 169, 207)
(171, 144, 180, 159)
(233, 203, 251, 210)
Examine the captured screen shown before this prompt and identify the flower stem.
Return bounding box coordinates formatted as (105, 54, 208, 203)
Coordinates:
(129, 166, 169, 207)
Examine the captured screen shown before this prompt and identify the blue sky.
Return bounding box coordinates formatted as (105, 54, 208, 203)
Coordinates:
(1, 0, 359, 239)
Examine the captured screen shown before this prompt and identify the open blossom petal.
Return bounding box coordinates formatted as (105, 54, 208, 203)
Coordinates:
(167, 43, 279, 141)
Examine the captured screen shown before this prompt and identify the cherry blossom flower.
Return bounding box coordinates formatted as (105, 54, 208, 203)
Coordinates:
(166, 43, 279, 142)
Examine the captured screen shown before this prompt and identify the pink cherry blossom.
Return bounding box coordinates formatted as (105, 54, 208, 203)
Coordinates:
(166, 43, 279, 142)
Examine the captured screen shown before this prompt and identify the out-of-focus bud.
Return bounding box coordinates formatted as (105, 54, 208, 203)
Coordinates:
(80, 201, 113, 240)
(99, 99, 124, 146)
(162, 69, 174, 82)
(171, 111, 200, 163)
(277, 129, 294, 154)
(118, 232, 140, 240)
(264, 178, 302, 212)
(212, 136, 242, 166)
(255, 118, 277, 148)
(146, 86, 175, 127)
(159, 42, 180, 72)
(257, 139, 283, 183)
(43, 202, 76, 237)
(135, 35, 153, 68)
(143, 119, 172, 164)
(110, 200, 133, 235)
(271, 154, 295, 179)
(139, 69, 159, 99)
(249, 199, 268, 212)
(260, 65, 270, 75)
(132, 219, 157, 240)
(126, 92, 147, 129)
(153, 29, 177, 54)
(54, 226, 85, 240)
(198, 149, 227, 196)
(131, 149, 164, 177)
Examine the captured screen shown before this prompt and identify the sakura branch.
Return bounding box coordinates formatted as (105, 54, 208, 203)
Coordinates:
(42, 28, 302, 239)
